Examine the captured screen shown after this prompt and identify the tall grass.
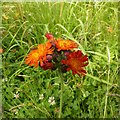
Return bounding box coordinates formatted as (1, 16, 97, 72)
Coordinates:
(2, 1, 119, 118)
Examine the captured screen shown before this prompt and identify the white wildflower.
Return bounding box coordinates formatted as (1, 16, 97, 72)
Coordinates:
(2, 78, 7, 82)
(39, 94, 44, 100)
(48, 97, 56, 105)
(14, 92, 20, 99)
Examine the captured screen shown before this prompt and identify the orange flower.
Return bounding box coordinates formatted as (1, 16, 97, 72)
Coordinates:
(61, 50, 88, 76)
(55, 39, 78, 51)
(38, 41, 54, 65)
(0, 48, 3, 53)
(25, 49, 40, 68)
(25, 42, 54, 67)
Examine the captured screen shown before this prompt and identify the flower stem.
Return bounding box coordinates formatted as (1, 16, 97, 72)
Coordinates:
(58, 69, 64, 118)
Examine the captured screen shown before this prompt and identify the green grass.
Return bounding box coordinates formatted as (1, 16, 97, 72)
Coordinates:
(2, 1, 119, 118)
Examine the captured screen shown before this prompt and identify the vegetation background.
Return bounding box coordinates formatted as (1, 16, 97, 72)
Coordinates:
(2, 1, 119, 118)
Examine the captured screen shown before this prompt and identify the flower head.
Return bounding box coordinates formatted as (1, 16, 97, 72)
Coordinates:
(38, 42, 53, 65)
(25, 33, 89, 75)
(14, 92, 20, 99)
(25, 42, 54, 67)
(39, 94, 44, 100)
(61, 50, 88, 76)
(25, 49, 40, 68)
(2, 78, 8, 82)
(55, 39, 78, 51)
(48, 97, 56, 105)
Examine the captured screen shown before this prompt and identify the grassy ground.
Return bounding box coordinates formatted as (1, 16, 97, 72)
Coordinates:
(2, 1, 119, 118)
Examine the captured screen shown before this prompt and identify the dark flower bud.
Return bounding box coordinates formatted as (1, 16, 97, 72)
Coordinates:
(46, 54, 53, 62)
(52, 53, 60, 62)
(45, 33, 54, 40)
(40, 61, 54, 70)
(64, 50, 71, 56)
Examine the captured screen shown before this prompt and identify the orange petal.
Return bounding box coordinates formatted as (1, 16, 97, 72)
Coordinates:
(61, 50, 88, 76)
(55, 39, 78, 51)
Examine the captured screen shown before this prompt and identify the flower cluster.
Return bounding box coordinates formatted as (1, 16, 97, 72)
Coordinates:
(25, 33, 88, 76)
